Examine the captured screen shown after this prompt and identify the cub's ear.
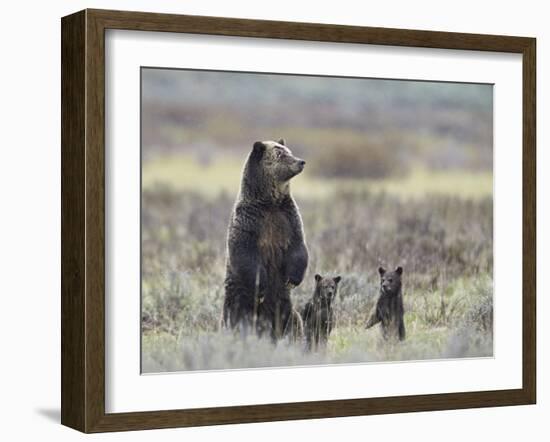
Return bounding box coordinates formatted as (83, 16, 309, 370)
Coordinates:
(253, 141, 266, 155)
(378, 267, 386, 276)
(278, 138, 286, 146)
(315, 274, 322, 282)
(395, 266, 403, 275)
(333, 276, 341, 284)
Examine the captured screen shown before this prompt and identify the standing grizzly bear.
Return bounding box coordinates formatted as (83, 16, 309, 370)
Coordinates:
(365, 266, 406, 341)
(302, 274, 341, 351)
(222, 139, 308, 341)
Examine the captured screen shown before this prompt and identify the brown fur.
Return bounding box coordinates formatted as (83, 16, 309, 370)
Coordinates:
(223, 140, 309, 341)
(366, 266, 406, 341)
(302, 274, 341, 351)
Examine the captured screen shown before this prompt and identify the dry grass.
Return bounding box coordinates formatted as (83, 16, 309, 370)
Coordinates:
(141, 185, 493, 373)
(142, 155, 492, 200)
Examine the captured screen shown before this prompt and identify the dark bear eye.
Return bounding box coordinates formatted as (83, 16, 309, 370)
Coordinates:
(388, 278, 393, 283)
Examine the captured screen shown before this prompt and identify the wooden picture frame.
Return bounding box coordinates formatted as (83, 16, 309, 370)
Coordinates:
(61, 8, 536, 433)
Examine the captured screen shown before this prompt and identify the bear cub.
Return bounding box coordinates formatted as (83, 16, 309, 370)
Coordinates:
(365, 266, 405, 341)
(302, 274, 341, 351)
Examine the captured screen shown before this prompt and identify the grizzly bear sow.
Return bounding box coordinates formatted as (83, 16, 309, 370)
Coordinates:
(222, 139, 308, 341)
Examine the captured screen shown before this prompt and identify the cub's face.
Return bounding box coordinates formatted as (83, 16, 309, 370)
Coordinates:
(378, 266, 403, 295)
(314, 274, 341, 304)
(254, 139, 306, 182)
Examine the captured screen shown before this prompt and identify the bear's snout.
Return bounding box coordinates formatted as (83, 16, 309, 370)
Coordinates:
(294, 158, 306, 171)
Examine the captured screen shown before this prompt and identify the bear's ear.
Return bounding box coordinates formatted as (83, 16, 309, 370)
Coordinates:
(315, 274, 322, 282)
(378, 267, 386, 276)
(395, 266, 403, 275)
(278, 138, 286, 146)
(333, 276, 341, 284)
(253, 141, 266, 155)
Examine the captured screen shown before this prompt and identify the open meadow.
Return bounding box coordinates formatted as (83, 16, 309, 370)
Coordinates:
(141, 69, 493, 373)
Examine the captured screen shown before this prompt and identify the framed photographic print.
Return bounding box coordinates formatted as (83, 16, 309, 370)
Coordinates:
(61, 9, 536, 433)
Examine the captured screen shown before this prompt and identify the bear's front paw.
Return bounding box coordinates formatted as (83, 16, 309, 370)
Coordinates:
(286, 280, 297, 289)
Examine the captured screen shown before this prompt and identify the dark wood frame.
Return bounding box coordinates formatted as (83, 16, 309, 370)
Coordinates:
(61, 8, 536, 433)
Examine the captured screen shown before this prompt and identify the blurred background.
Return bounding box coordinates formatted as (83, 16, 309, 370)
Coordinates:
(141, 68, 493, 373)
(142, 69, 493, 198)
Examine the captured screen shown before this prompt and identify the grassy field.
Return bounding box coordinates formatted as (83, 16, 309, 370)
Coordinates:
(142, 154, 493, 200)
(141, 161, 493, 373)
(140, 69, 493, 373)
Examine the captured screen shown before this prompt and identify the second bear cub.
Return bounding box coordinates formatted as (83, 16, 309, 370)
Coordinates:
(366, 266, 406, 341)
(302, 274, 341, 351)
